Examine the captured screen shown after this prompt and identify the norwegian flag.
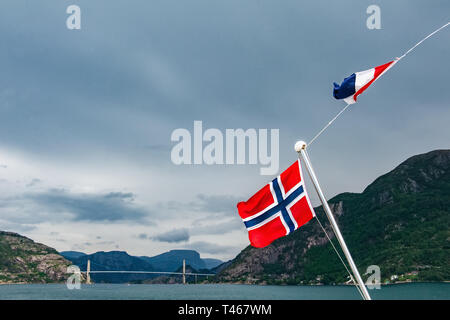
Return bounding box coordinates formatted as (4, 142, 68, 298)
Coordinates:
(237, 159, 315, 248)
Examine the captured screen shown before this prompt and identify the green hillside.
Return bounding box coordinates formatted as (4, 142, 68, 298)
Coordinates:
(0, 231, 71, 283)
(216, 150, 450, 285)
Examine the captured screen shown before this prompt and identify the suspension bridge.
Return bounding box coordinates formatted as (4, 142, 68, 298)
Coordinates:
(80, 259, 215, 284)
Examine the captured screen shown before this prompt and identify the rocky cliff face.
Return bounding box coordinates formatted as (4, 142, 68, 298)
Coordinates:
(216, 150, 450, 285)
(0, 231, 71, 283)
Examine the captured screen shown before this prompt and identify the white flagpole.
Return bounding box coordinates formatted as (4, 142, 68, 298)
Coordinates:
(295, 141, 372, 300)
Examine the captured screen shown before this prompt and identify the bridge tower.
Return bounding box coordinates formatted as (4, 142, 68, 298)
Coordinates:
(182, 259, 186, 284)
(86, 259, 91, 284)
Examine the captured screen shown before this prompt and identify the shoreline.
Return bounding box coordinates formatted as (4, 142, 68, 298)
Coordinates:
(1, 281, 449, 286)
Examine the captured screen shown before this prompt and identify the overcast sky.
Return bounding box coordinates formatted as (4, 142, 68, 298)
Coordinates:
(0, 1, 448, 261)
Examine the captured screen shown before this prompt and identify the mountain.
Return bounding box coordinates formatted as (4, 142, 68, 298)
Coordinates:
(139, 249, 218, 272)
(203, 258, 223, 270)
(62, 249, 223, 283)
(70, 251, 156, 283)
(211, 260, 233, 274)
(60, 251, 86, 260)
(143, 264, 213, 284)
(0, 231, 71, 283)
(216, 150, 450, 285)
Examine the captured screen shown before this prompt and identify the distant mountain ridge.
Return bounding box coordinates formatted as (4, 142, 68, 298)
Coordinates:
(61, 249, 223, 283)
(59, 251, 86, 259)
(68, 251, 155, 283)
(143, 264, 213, 284)
(216, 149, 450, 285)
(139, 249, 219, 272)
(203, 258, 224, 270)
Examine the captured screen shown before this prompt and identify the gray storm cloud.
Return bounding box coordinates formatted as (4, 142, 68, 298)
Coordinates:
(0, 1, 448, 259)
(0, 190, 151, 224)
(152, 228, 190, 243)
(29, 190, 148, 222)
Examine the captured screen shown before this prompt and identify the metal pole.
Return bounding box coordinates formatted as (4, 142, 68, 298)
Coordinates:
(182, 259, 186, 285)
(86, 259, 91, 285)
(295, 141, 371, 300)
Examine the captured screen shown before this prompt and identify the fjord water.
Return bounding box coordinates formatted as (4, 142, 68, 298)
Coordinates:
(0, 283, 448, 300)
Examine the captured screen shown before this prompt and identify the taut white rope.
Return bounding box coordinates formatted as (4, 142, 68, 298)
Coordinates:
(297, 146, 372, 300)
(308, 103, 351, 146)
(314, 215, 365, 299)
(398, 22, 450, 61)
(308, 22, 450, 146)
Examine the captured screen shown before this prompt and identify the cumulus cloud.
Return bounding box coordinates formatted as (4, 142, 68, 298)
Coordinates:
(152, 228, 190, 243)
(183, 241, 236, 255)
(27, 190, 148, 222)
(97, 240, 116, 245)
(194, 194, 241, 215)
(0, 189, 153, 224)
(0, 220, 36, 233)
(190, 218, 244, 236)
(26, 178, 42, 188)
(160, 194, 241, 216)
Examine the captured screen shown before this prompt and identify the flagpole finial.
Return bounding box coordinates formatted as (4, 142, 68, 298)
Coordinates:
(295, 141, 307, 153)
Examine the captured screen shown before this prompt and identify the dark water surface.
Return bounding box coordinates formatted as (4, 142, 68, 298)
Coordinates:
(0, 283, 448, 300)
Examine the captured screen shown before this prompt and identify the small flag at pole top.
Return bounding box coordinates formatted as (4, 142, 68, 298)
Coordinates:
(237, 159, 315, 248)
(333, 59, 398, 104)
